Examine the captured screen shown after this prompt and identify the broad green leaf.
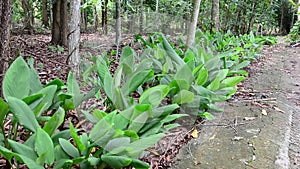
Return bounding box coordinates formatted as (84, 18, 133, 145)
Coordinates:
(132, 158, 150, 169)
(51, 130, 71, 146)
(8, 139, 37, 160)
(221, 76, 246, 88)
(174, 64, 193, 90)
(53, 159, 72, 169)
(7, 97, 40, 132)
(3, 57, 30, 100)
(67, 72, 84, 108)
(216, 69, 229, 81)
(0, 98, 9, 126)
(35, 128, 55, 165)
(59, 138, 80, 158)
(18, 155, 44, 169)
(205, 57, 222, 72)
(70, 121, 86, 153)
(114, 66, 123, 87)
(103, 73, 113, 100)
(128, 111, 149, 133)
(162, 114, 188, 123)
(45, 78, 65, 91)
(113, 87, 130, 110)
(0, 145, 18, 163)
(101, 155, 132, 169)
(124, 130, 139, 141)
(207, 77, 221, 91)
(82, 110, 99, 123)
(139, 85, 169, 108)
(122, 69, 154, 95)
(213, 87, 237, 101)
(43, 107, 65, 136)
(195, 68, 209, 86)
(160, 34, 185, 67)
(90, 118, 115, 146)
(164, 123, 181, 130)
(54, 145, 69, 161)
(192, 64, 204, 76)
(174, 90, 195, 104)
(22, 93, 43, 105)
(87, 157, 101, 166)
(28, 58, 43, 93)
(120, 46, 135, 74)
(105, 137, 130, 155)
(152, 104, 179, 118)
(231, 61, 250, 70)
(34, 85, 57, 116)
(127, 133, 164, 157)
(228, 70, 248, 76)
(96, 59, 109, 81)
(199, 112, 215, 120)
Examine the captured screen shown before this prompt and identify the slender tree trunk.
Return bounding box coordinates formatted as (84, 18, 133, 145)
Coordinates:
(247, 0, 258, 34)
(115, 0, 121, 47)
(51, 0, 61, 44)
(22, 0, 33, 30)
(42, 0, 49, 27)
(155, 0, 159, 31)
(211, 0, 220, 32)
(139, 0, 144, 34)
(61, 0, 68, 46)
(102, 0, 108, 35)
(68, 0, 81, 76)
(80, 0, 86, 31)
(0, 0, 13, 98)
(51, 0, 68, 46)
(186, 0, 201, 49)
(93, 5, 99, 31)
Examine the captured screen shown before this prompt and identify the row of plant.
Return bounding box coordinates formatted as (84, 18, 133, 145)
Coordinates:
(0, 30, 275, 168)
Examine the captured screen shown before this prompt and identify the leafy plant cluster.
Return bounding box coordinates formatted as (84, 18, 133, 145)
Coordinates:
(0, 30, 271, 168)
(289, 21, 300, 42)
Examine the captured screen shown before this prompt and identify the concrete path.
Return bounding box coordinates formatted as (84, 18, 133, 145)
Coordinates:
(173, 43, 300, 169)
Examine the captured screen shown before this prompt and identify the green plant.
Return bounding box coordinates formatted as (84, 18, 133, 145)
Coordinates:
(0, 57, 96, 168)
(56, 99, 183, 169)
(289, 21, 300, 42)
(140, 31, 247, 118)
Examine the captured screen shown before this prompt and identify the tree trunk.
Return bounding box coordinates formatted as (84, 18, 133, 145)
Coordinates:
(211, 0, 220, 32)
(68, 0, 81, 76)
(51, 0, 68, 46)
(115, 0, 121, 45)
(0, 0, 13, 98)
(102, 0, 108, 35)
(155, 0, 159, 31)
(93, 4, 99, 31)
(42, 0, 49, 27)
(247, 0, 258, 34)
(22, 0, 33, 30)
(186, 0, 201, 49)
(51, 0, 61, 44)
(80, 0, 86, 31)
(139, 0, 144, 34)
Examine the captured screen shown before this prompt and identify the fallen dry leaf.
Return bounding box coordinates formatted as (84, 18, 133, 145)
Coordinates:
(244, 117, 256, 121)
(274, 107, 285, 113)
(261, 109, 268, 116)
(191, 129, 198, 138)
(232, 136, 244, 141)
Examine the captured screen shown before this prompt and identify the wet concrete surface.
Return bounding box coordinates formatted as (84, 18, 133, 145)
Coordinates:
(173, 43, 300, 169)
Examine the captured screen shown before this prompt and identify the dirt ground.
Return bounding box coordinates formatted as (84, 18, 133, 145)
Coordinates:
(173, 39, 300, 169)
